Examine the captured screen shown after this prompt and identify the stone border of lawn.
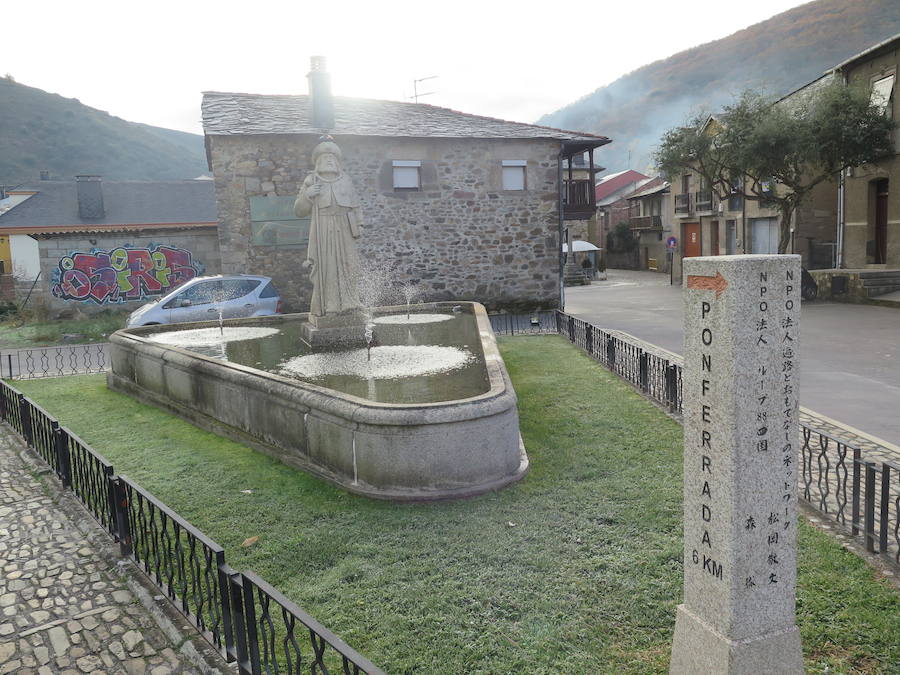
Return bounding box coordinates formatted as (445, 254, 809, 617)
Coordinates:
(14, 439, 230, 674)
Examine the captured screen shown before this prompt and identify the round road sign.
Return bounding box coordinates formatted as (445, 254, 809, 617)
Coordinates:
(666, 236, 678, 249)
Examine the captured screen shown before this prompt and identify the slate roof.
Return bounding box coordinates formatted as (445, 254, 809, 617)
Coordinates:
(201, 92, 609, 143)
(0, 180, 217, 235)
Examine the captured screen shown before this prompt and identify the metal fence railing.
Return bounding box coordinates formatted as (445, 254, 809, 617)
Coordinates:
(553, 310, 899, 568)
(1, 343, 109, 379)
(489, 310, 558, 336)
(0, 379, 383, 674)
(800, 426, 900, 561)
(556, 312, 682, 414)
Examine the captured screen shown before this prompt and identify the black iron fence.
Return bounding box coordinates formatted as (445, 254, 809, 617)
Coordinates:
(556, 312, 682, 414)
(553, 310, 900, 567)
(489, 310, 558, 336)
(0, 379, 383, 674)
(2, 343, 109, 379)
(800, 426, 900, 562)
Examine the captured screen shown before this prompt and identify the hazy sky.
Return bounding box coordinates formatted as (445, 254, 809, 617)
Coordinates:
(4, 0, 811, 135)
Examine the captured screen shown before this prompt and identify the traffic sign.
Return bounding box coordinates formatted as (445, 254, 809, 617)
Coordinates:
(666, 236, 678, 249)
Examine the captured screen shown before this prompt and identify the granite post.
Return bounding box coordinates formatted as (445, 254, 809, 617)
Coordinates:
(670, 254, 803, 674)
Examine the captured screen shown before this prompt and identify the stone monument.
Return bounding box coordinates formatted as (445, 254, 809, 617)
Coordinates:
(670, 254, 804, 674)
(294, 137, 367, 346)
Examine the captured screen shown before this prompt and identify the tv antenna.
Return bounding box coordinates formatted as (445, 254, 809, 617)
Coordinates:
(409, 75, 438, 103)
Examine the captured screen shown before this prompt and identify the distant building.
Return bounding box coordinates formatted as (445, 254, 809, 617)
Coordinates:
(664, 115, 801, 283)
(0, 177, 219, 311)
(594, 169, 652, 247)
(201, 58, 609, 312)
(624, 178, 672, 272)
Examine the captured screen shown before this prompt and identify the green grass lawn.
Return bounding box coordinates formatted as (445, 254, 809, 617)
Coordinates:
(14, 336, 899, 674)
(0, 310, 128, 348)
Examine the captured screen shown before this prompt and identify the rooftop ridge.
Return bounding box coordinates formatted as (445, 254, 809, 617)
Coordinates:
(201, 92, 610, 143)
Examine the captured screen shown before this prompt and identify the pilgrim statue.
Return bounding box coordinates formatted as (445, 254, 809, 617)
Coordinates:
(294, 138, 363, 318)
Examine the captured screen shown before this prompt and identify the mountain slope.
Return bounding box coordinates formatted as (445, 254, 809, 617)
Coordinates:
(0, 78, 208, 184)
(539, 0, 900, 174)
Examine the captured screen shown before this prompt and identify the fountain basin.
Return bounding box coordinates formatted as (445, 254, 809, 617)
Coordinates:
(107, 302, 528, 500)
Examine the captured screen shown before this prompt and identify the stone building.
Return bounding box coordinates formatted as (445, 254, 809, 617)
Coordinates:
(201, 61, 608, 312)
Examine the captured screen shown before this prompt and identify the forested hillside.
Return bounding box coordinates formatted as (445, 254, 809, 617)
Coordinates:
(539, 0, 900, 174)
(0, 78, 208, 185)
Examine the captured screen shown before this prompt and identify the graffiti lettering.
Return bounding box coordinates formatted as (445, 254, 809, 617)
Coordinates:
(51, 245, 204, 304)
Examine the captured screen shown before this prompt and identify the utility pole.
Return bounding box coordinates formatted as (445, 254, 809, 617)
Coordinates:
(409, 76, 438, 103)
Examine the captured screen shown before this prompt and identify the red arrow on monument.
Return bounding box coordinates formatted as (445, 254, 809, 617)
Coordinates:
(687, 271, 728, 298)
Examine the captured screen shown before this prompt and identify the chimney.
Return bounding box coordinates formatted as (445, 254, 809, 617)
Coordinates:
(307, 55, 334, 130)
(39, 170, 50, 181)
(75, 175, 105, 219)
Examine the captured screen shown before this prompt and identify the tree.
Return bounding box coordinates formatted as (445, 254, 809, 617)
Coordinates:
(654, 82, 896, 253)
(607, 221, 637, 253)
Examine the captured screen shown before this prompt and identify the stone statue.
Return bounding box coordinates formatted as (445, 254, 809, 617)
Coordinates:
(294, 138, 362, 318)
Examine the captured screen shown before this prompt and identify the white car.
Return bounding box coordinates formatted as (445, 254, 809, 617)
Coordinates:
(126, 275, 282, 327)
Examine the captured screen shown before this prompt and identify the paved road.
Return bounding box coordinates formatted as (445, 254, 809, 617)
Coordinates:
(564, 269, 900, 446)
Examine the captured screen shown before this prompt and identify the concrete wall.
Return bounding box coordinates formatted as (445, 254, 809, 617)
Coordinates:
(38, 228, 221, 314)
(208, 134, 562, 312)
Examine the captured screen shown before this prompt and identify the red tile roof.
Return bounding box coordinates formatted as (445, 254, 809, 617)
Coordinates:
(594, 170, 651, 201)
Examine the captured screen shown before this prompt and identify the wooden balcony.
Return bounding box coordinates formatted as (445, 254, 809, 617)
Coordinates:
(563, 179, 595, 220)
(630, 215, 663, 230)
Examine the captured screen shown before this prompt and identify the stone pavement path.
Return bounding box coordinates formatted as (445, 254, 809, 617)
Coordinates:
(0, 426, 227, 675)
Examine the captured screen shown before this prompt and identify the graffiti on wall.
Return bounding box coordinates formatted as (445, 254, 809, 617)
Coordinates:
(51, 245, 204, 304)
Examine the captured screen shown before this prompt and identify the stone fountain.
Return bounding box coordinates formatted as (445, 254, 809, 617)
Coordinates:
(106, 139, 528, 500)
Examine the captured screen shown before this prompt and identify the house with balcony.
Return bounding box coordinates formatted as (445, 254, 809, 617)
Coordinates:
(203, 57, 610, 312)
(594, 169, 652, 249)
(669, 164, 782, 281)
(624, 177, 672, 272)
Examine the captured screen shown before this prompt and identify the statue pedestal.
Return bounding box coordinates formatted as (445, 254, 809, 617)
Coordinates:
(301, 310, 368, 348)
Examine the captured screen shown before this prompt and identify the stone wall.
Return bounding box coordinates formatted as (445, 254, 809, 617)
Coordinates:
(208, 134, 562, 312)
(37, 228, 221, 315)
